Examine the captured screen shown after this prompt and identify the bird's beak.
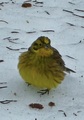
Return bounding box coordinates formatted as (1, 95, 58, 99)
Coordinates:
(44, 44, 50, 49)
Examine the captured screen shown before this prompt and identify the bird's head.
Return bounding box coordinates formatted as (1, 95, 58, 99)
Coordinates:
(29, 36, 53, 57)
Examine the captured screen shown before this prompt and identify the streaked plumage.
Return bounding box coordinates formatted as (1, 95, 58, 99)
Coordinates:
(18, 36, 75, 94)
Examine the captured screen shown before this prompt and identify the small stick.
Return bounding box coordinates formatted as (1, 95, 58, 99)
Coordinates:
(68, 2, 75, 5)
(81, 26, 84, 28)
(0, 100, 17, 104)
(45, 11, 50, 15)
(41, 30, 55, 32)
(0, 20, 8, 24)
(66, 22, 76, 26)
(75, 9, 84, 12)
(66, 55, 77, 60)
(63, 9, 73, 14)
(0, 86, 7, 89)
(0, 82, 7, 84)
(11, 31, 19, 33)
(3, 37, 19, 41)
(63, 9, 84, 18)
(58, 110, 67, 117)
(21, 48, 27, 50)
(8, 40, 18, 44)
(73, 13, 84, 18)
(0, 60, 4, 62)
(73, 113, 77, 116)
(6, 47, 20, 51)
(3, 37, 11, 40)
(6, 47, 27, 51)
(63, 112, 67, 117)
(35, 2, 43, 4)
(26, 31, 36, 34)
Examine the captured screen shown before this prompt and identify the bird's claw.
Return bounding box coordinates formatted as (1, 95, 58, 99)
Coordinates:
(37, 89, 50, 95)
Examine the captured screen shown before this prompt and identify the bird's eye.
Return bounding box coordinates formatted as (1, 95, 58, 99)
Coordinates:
(39, 43, 42, 46)
(32, 42, 43, 51)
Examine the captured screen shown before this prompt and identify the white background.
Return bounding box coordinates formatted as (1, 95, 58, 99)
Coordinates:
(0, 0, 84, 120)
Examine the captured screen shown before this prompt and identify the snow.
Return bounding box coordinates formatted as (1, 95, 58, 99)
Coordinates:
(0, 0, 84, 120)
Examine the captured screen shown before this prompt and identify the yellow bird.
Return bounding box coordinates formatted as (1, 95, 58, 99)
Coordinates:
(18, 36, 75, 95)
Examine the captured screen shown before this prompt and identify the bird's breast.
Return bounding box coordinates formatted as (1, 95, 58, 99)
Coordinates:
(37, 48, 53, 57)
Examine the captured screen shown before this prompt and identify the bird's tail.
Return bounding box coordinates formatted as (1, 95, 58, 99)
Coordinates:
(65, 67, 76, 73)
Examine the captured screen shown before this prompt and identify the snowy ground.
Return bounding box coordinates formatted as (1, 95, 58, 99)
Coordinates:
(0, 0, 84, 120)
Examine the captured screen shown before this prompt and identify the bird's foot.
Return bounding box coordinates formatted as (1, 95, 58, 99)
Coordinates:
(37, 89, 50, 95)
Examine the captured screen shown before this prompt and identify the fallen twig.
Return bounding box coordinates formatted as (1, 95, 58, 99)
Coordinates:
(3, 37, 19, 44)
(0, 2, 4, 6)
(73, 113, 77, 116)
(66, 55, 77, 60)
(75, 9, 84, 12)
(0, 86, 7, 89)
(63, 9, 84, 18)
(68, 2, 75, 5)
(58, 110, 67, 117)
(6, 47, 27, 51)
(3, 37, 11, 40)
(71, 40, 84, 45)
(11, 31, 19, 33)
(0, 100, 17, 104)
(66, 22, 84, 28)
(0, 60, 4, 62)
(34, 1, 43, 4)
(41, 30, 55, 32)
(63, 9, 73, 14)
(81, 26, 84, 28)
(66, 22, 76, 26)
(26, 31, 36, 34)
(73, 13, 84, 18)
(8, 40, 18, 44)
(6, 47, 20, 51)
(33, 0, 37, 2)
(45, 11, 50, 15)
(63, 112, 67, 117)
(77, 111, 81, 113)
(0, 20, 8, 24)
(0, 82, 7, 89)
(20, 48, 27, 50)
(0, 82, 7, 84)
(3, 37, 19, 41)
(10, 0, 15, 4)
(0, 2, 9, 5)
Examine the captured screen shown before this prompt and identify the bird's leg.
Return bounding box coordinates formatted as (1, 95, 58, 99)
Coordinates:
(37, 89, 50, 95)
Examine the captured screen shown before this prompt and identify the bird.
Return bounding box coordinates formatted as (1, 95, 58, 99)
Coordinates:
(18, 36, 75, 95)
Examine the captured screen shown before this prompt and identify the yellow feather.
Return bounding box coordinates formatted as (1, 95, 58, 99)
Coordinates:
(18, 36, 75, 91)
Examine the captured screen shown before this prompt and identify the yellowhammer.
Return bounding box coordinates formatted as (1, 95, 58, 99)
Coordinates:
(18, 36, 75, 95)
